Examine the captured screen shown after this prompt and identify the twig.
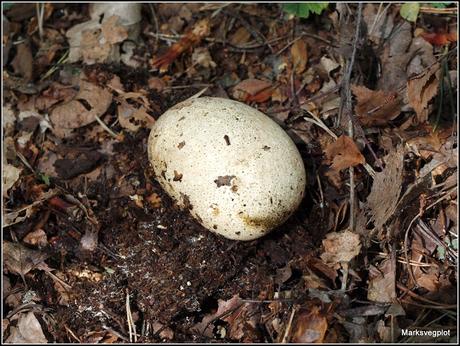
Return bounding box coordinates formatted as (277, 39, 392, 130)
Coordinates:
(281, 305, 297, 343)
(339, 3, 363, 232)
(94, 115, 120, 139)
(148, 4, 159, 45)
(36, 3, 45, 41)
(64, 324, 81, 342)
(126, 289, 137, 342)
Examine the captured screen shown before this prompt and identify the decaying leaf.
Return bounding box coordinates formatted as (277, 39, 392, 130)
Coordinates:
(117, 100, 155, 132)
(367, 259, 396, 303)
(3, 189, 58, 227)
(5, 311, 48, 343)
(320, 230, 361, 264)
(192, 295, 243, 338)
(67, 3, 141, 64)
(10, 41, 33, 81)
(3, 241, 49, 279)
(291, 39, 308, 75)
(366, 146, 405, 231)
(292, 306, 328, 343)
(351, 85, 401, 126)
(50, 79, 112, 137)
(23, 229, 48, 248)
(407, 62, 441, 123)
(3, 163, 22, 197)
(192, 47, 216, 69)
(324, 135, 365, 187)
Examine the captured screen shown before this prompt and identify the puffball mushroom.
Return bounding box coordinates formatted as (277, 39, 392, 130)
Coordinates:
(148, 97, 306, 240)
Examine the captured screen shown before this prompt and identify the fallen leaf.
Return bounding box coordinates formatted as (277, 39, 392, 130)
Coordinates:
(3, 163, 22, 197)
(148, 77, 166, 92)
(351, 85, 401, 126)
(151, 18, 211, 73)
(407, 62, 441, 123)
(292, 306, 328, 343)
(3, 189, 58, 227)
(10, 41, 33, 81)
(36, 83, 79, 111)
(324, 135, 365, 187)
(291, 39, 308, 75)
(5, 312, 47, 343)
(3, 241, 49, 279)
(3, 104, 16, 136)
(363, 3, 394, 43)
(192, 295, 243, 338)
(366, 146, 405, 232)
(376, 21, 413, 91)
(50, 79, 112, 136)
(230, 26, 251, 46)
(117, 100, 155, 132)
(23, 229, 48, 248)
(233, 78, 273, 103)
(367, 260, 396, 303)
(419, 29, 457, 46)
(400, 3, 420, 23)
(320, 230, 361, 264)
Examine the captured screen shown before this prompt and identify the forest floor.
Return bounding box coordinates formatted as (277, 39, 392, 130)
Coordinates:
(2, 3, 458, 343)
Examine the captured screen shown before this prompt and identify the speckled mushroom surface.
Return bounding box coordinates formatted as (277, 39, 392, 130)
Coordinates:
(148, 96, 306, 240)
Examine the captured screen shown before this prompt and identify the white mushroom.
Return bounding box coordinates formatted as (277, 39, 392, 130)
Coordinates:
(148, 97, 306, 240)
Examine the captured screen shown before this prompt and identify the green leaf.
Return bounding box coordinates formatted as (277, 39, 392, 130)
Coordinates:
(38, 172, 50, 186)
(429, 2, 452, 8)
(283, 3, 329, 19)
(400, 3, 420, 22)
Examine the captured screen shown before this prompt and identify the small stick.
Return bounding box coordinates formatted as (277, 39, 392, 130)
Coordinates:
(94, 115, 120, 139)
(340, 3, 363, 231)
(281, 305, 297, 343)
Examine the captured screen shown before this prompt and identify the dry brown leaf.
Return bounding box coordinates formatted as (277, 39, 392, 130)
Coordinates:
(292, 306, 328, 343)
(291, 39, 308, 75)
(233, 78, 273, 102)
(351, 85, 401, 127)
(223, 302, 260, 341)
(3, 189, 58, 227)
(50, 80, 112, 136)
(117, 100, 155, 132)
(367, 260, 396, 303)
(366, 146, 405, 231)
(407, 62, 441, 123)
(320, 230, 361, 264)
(5, 312, 48, 343)
(324, 135, 365, 187)
(192, 295, 243, 338)
(3, 241, 49, 279)
(11, 41, 33, 81)
(325, 135, 365, 171)
(23, 229, 48, 248)
(230, 26, 251, 46)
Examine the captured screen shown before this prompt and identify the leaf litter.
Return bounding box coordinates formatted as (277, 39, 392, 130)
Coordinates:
(2, 3, 457, 343)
